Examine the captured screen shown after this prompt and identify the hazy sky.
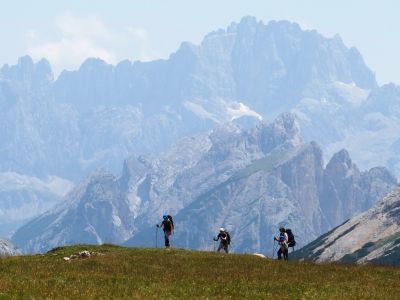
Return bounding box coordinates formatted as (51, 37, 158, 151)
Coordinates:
(0, 0, 399, 84)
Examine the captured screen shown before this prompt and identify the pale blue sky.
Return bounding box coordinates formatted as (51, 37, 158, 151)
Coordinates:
(0, 0, 399, 84)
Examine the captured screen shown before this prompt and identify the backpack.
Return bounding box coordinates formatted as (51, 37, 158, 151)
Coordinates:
(167, 215, 174, 229)
(286, 229, 296, 248)
(225, 232, 231, 245)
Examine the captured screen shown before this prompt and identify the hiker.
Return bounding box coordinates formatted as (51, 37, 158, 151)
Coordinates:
(213, 228, 231, 253)
(274, 227, 288, 260)
(157, 215, 174, 248)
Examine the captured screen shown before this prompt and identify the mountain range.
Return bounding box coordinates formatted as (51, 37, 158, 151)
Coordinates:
(12, 114, 396, 254)
(3, 17, 399, 181)
(1, 16, 400, 248)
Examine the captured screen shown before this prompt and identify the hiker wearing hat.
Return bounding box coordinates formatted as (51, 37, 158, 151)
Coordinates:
(157, 215, 174, 248)
(213, 228, 231, 253)
(274, 227, 289, 260)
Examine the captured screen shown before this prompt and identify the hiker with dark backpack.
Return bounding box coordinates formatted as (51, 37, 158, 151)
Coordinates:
(274, 227, 288, 261)
(213, 228, 231, 253)
(157, 215, 174, 248)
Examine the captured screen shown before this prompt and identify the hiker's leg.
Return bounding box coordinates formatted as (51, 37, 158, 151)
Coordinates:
(224, 244, 228, 254)
(217, 243, 223, 252)
(164, 233, 168, 247)
(277, 248, 282, 260)
(164, 231, 171, 247)
(284, 248, 289, 261)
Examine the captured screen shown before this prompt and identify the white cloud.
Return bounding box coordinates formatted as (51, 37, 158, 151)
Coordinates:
(127, 27, 154, 62)
(128, 27, 148, 41)
(26, 12, 155, 76)
(56, 12, 113, 40)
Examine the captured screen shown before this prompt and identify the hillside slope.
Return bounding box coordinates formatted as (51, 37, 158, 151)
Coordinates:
(293, 187, 400, 265)
(0, 245, 399, 299)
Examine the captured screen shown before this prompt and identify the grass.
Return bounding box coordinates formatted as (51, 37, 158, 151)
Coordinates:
(0, 245, 399, 299)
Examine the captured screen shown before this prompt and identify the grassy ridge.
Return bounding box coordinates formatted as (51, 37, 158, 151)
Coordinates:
(0, 245, 399, 299)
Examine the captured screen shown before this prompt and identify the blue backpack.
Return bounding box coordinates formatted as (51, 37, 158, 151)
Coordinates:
(278, 234, 286, 243)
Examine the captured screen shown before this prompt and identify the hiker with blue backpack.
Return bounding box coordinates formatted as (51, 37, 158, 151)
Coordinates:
(157, 215, 174, 248)
(274, 227, 289, 260)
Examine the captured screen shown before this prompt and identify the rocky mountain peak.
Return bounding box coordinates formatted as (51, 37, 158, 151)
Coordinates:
(321, 148, 397, 229)
(18, 55, 34, 72)
(238, 15, 259, 26)
(325, 149, 356, 176)
(35, 58, 54, 82)
(79, 58, 112, 73)
(258, 113, 302, 153)
(366, 167, 397, 185)
(0, 56, 53, 84)
(120, 155, 154, 188)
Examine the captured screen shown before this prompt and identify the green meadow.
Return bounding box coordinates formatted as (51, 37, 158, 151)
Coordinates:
(0, 244, 399, 299)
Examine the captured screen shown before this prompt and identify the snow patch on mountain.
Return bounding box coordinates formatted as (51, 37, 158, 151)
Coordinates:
(227, 102, 262, 121)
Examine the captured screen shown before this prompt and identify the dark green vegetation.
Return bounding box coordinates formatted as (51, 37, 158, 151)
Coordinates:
(341, 232, 400, 265)
(1, 245, 399, 299)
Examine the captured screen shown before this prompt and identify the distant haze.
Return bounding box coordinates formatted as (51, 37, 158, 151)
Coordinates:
(0, 0, 399, 84)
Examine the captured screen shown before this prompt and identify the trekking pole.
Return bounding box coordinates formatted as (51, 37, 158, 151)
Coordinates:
(272, 240, 277, 258)
(272, 240, 275, 257)
(155, 226, 159, 248)
(274, 243, 279, 258)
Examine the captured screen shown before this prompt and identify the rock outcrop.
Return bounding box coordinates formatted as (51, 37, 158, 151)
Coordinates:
(0, 239, 21, 256)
